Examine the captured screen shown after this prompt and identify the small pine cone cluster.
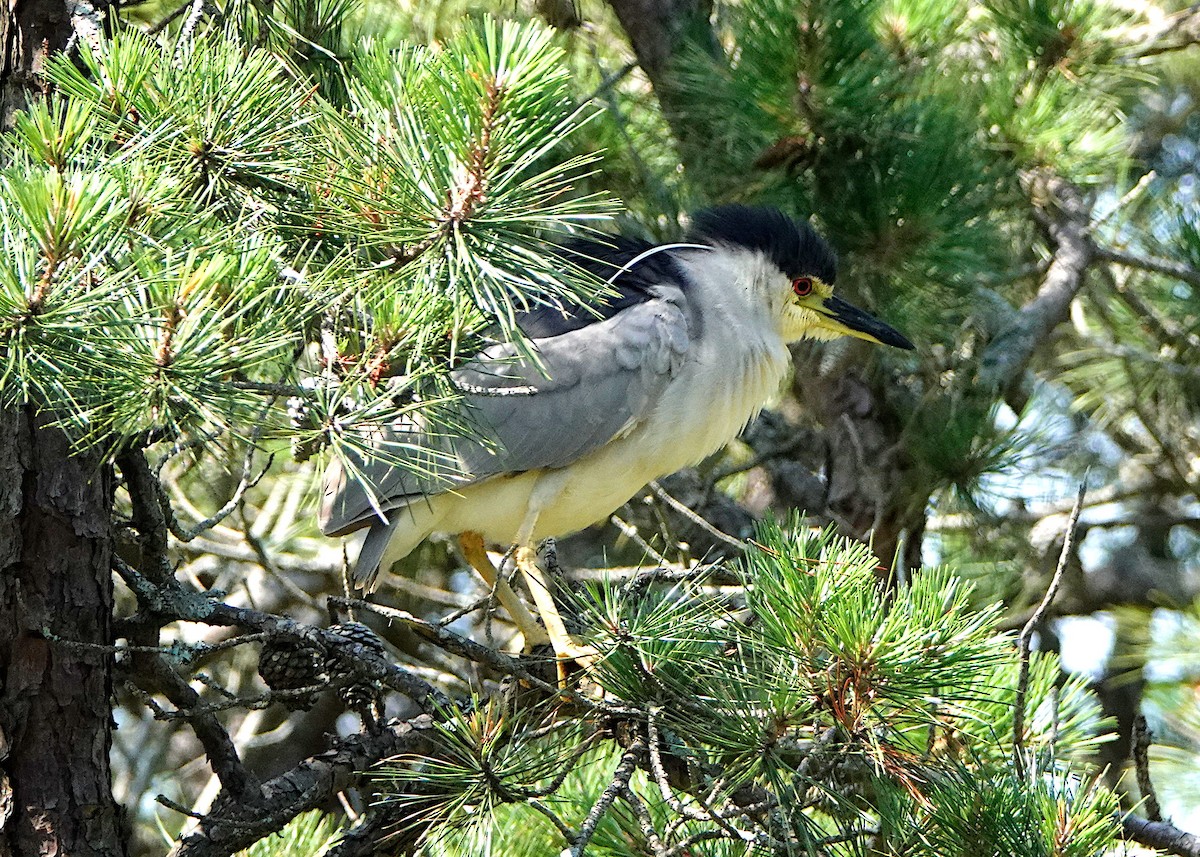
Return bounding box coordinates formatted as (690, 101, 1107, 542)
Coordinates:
(258, 639, 325, 711)
(326, 622, 387, 713)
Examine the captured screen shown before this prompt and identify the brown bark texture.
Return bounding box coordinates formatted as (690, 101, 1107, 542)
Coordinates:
(0, 0, 73, 129)
(604, 0, 721, 169)
(1, 0, 128, 851)
(0, 409, 126, 857)
(794, 364, 926, 573)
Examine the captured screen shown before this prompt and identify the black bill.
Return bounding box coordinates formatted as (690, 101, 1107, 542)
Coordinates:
(822, 296, 915, 350)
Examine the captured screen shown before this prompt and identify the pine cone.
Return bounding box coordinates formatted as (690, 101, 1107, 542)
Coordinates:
(326, 622, 387, 713)
(258, 639, 324, 711)
(328, 621, 386, 654)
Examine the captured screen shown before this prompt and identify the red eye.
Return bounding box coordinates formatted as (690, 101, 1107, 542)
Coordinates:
(792, 276, 813, 297)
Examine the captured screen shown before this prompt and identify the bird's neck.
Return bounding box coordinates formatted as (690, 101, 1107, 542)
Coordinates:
(651, 251, 792, 468)
(673, 248, 788, 350)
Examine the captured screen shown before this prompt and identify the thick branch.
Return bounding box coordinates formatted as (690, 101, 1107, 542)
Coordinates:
(117, 448, 177, 588)
(603, 0, 714, 89)
(169, 715, 439, 857)
(130, 652, 258, 801)
(978, 174, 1094, 399)
(1122, 815, 1200, 857)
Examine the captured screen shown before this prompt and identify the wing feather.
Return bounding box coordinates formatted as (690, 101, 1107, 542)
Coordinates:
(320, 281, 692, 536)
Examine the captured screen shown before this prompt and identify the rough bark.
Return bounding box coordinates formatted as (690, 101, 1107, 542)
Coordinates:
(0, 409, 125, 857)
(793, 358, 926, 573)
(169, 715, 439, 857)
(0, 0, 73, 129)
(603, 0, 720, 171)
(0, 0, 130, 849)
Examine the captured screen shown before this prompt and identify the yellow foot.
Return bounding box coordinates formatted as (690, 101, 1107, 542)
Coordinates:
(552, 638, 601, 686)
(511, 545, 601, 684)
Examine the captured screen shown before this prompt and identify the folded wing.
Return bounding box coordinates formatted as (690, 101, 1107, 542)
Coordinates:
(320, 271, 693, 537)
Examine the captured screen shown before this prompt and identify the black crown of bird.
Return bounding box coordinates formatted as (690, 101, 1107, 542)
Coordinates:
(321, 205, 913, 665)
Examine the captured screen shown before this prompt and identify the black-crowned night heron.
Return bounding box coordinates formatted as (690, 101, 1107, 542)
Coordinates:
(320, 206, 913, 664)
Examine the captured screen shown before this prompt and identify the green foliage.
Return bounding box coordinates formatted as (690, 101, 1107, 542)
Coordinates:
(912, 763, 1121, 857)
(0, 16, 609, 465)
(743, 521, 1003, 739)
(376, 697, 595, 843)
(315, 22, 613, 353)
(11, 0, 1190, 848)
(379, 523, 1117, 856)
(670, 0, 1015, 334)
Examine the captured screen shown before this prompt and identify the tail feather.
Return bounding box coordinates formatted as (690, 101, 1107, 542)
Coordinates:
(353, 522, 394, 591)
(350, 498, 446, 591)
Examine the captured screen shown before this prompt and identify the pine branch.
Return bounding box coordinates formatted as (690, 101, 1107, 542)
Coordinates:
(117, 448, 178, 588)
(1121, 815, 1200, 857)
(128, 650, 259, 801)
(1096, 244, 1200, 290)
(567, 737, 645, 857)
(169, 715, 440, 857)
(978, 173, 1094, 403)
(1123, 5, 1200, 58)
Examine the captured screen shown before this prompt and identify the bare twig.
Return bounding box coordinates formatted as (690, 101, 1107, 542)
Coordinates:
(130, 652, 259, 801)
(171, 429, 274, 543)
(125, 678, 328, 719)
(619, 785, 667, 854)
(1096, 244, 1200, 290)
(1013, 480, 1086, 776)
(1132, 714, 1163, 822)
(436, 592, 496, 626)
(584, 60, 638, 101)
(157, 794, 207, 821)
(327, 598, 613, 710)
(528, 798, 576, 844)
(569, 739, 644, 857)
(52, 630, 269, 663)
(662, 829, 730, 857)
(611, 513, 670, 565)
(148, 0, 194, 33)
(706, 432, 808, 484)
(648, 481, 746, 552)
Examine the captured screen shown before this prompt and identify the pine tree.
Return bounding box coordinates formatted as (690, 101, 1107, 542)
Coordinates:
(0, 0, 1199, 854)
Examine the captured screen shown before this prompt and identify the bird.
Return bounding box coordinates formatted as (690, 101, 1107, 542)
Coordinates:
(319, 205, 914, 664)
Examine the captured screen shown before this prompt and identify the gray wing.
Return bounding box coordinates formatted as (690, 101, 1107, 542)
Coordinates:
(319, 285, 692, 536)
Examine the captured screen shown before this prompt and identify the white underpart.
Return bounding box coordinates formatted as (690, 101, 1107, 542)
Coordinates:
(371, 248, 795, 573)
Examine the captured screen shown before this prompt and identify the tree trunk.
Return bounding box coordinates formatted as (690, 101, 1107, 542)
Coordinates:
(794, 361, 927, 573)
(0, 409, 125, 857)
(1, 0, 126, 850)
(0, 0, 73, 128)
(603, 0, 721, 172)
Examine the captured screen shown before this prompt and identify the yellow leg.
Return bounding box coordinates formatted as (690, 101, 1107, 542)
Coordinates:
(459, 532, 550, 648)
(514, 545, 599, 671)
